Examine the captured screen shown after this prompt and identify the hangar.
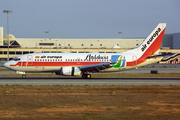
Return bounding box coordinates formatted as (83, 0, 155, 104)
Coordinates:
(2, 35, 144, 49)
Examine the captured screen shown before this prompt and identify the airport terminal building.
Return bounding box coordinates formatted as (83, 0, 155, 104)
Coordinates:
(0, 27, 180, 49)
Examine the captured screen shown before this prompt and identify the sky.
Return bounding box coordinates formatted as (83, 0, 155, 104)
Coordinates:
(0, 0, 180, 38)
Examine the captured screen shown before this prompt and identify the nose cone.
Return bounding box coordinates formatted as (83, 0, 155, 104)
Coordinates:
(4, 62, 10, 69)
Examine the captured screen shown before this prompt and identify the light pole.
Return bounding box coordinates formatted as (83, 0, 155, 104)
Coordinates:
(118, 32, 122, 48)
(3, 10, 12, 61)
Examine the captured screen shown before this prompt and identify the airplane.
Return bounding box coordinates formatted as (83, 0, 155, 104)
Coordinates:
(4, 23, 166, 79)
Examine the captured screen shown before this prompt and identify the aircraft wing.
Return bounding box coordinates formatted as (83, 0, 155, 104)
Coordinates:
(80, 62, 111, 73)
(161, 53, 180, 62)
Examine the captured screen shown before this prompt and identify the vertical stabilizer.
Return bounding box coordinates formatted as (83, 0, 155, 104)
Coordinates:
(137, 23, 166, 56)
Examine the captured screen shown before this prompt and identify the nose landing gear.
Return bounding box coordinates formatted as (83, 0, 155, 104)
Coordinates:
(16, 71, 26, 79)
(22, 74, 26, 79)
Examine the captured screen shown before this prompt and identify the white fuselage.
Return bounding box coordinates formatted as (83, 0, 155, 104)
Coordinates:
(4, 52, 162, 73)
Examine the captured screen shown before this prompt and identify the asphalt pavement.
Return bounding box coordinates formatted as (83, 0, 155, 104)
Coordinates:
(0, 77, 180, 85)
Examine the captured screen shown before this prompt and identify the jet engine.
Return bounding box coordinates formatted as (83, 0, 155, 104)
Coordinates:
(55, 66, 81, 76)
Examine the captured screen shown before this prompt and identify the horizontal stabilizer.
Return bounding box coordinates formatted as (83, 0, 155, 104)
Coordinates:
(147, 54, 164, 59)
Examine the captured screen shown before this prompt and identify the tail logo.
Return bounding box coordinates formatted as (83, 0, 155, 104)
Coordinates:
(111, 55, 126, 68)
(141, 28, 161, 52)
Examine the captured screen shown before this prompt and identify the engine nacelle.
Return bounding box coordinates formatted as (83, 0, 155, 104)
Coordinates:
(56, 66, 81, 76)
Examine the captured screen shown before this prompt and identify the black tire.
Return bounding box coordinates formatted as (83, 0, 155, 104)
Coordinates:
(82, 74, 91, 79)
(82, 74, 87, 79)
(86, 74, 91, 79)
(22, 75, 26, 79)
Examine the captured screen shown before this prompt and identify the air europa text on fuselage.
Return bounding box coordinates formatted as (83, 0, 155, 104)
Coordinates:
(40, 56, 62, 59)
(85, 54, 108, 61)
(141, 28, 161, 52)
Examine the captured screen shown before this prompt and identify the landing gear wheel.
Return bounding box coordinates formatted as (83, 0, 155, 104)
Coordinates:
(82, 74, 91, 79)
(82, 74, 87, 79)
(86, 74, 91, 79)
(22, 75, 26, 79)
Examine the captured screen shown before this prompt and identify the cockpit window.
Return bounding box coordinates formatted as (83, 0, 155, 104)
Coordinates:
(13, 57, 21, 61)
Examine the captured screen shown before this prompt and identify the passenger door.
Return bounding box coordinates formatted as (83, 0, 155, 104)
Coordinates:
(27, 55, 33, 66)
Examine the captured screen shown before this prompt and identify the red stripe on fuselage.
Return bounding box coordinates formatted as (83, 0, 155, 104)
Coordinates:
(126, 28, 165, 66)
(10, 61, 107, 67)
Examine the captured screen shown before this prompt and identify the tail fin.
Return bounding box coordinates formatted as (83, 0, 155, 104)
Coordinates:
(136, 23, 166, 56)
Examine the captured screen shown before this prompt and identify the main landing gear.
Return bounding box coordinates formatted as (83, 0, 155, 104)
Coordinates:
(22, 74, 26, 79)
(82, 74, 91, 79)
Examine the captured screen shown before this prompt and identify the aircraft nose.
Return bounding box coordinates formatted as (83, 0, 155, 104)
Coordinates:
(4, 62, 10, 69)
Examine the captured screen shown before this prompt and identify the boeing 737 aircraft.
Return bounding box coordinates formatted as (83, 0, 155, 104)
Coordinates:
(4, 23, 166, 78)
